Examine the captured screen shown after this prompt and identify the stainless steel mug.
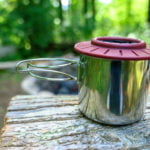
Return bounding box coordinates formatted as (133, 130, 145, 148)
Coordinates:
(16, 37, 150, 125)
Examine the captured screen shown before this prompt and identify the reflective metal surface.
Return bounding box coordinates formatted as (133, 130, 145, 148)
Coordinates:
(78, 55, 150, 125)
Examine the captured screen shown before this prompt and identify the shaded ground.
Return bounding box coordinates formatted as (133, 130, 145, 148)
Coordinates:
(0, 70, 25, 131)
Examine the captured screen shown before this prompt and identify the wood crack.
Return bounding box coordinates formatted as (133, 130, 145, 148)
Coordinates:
(6, 115, 83, 124)
(8, 103, 78, 112)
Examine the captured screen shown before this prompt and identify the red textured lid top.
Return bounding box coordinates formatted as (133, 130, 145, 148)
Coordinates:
(74, 37, 150, 60)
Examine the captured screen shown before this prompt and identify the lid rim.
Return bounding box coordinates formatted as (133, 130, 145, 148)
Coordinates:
(91, 37, 146, 49)
(74, 37, 149, 60)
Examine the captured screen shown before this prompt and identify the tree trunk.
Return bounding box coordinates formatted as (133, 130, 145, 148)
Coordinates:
(91, 0, 96, 26)
(83, 0, 88, 25)
(91, 0, 96, 21)
(148, 0, 150, 24)
(58, 0, 63, 24)
(83, 0, 88, 15)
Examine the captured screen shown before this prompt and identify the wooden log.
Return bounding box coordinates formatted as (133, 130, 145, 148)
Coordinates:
(0, 95, 150, 149)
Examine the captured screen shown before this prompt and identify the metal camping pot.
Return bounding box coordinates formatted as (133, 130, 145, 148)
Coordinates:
(16, 37, 150, 125)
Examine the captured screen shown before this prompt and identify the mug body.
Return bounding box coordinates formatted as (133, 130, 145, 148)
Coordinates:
(78, 55, 149, 125)
(16, 36, 150, 125)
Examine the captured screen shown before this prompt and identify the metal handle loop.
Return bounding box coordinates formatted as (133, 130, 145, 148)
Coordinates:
(16, 58, 78, 81)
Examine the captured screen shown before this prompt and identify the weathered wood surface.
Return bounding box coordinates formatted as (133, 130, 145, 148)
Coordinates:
(1, 95, 150, 150)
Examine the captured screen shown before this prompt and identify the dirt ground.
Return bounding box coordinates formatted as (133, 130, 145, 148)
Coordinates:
(0, 70, 26, 131)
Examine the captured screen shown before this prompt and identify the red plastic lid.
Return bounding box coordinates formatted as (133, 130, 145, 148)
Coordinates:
(74, 37, 150, 60)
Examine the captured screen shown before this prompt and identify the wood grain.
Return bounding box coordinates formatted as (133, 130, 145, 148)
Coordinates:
(1, 95, 150, 150)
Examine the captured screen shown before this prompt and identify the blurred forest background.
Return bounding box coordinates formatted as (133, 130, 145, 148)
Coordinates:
(0, 0, 150, 130)
(0, 0, 150, 61)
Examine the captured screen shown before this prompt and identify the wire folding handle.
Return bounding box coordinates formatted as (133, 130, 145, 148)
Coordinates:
(16, 58, 78, 81)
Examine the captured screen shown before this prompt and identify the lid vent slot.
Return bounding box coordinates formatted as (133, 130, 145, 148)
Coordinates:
(104, 49, 110, 54)
(119, 50, 123, 56)
(132, 50, 139, 56)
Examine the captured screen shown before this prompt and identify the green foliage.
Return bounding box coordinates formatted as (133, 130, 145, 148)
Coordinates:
(0, 0, 149, 60)
(9, 0, 55, 55)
